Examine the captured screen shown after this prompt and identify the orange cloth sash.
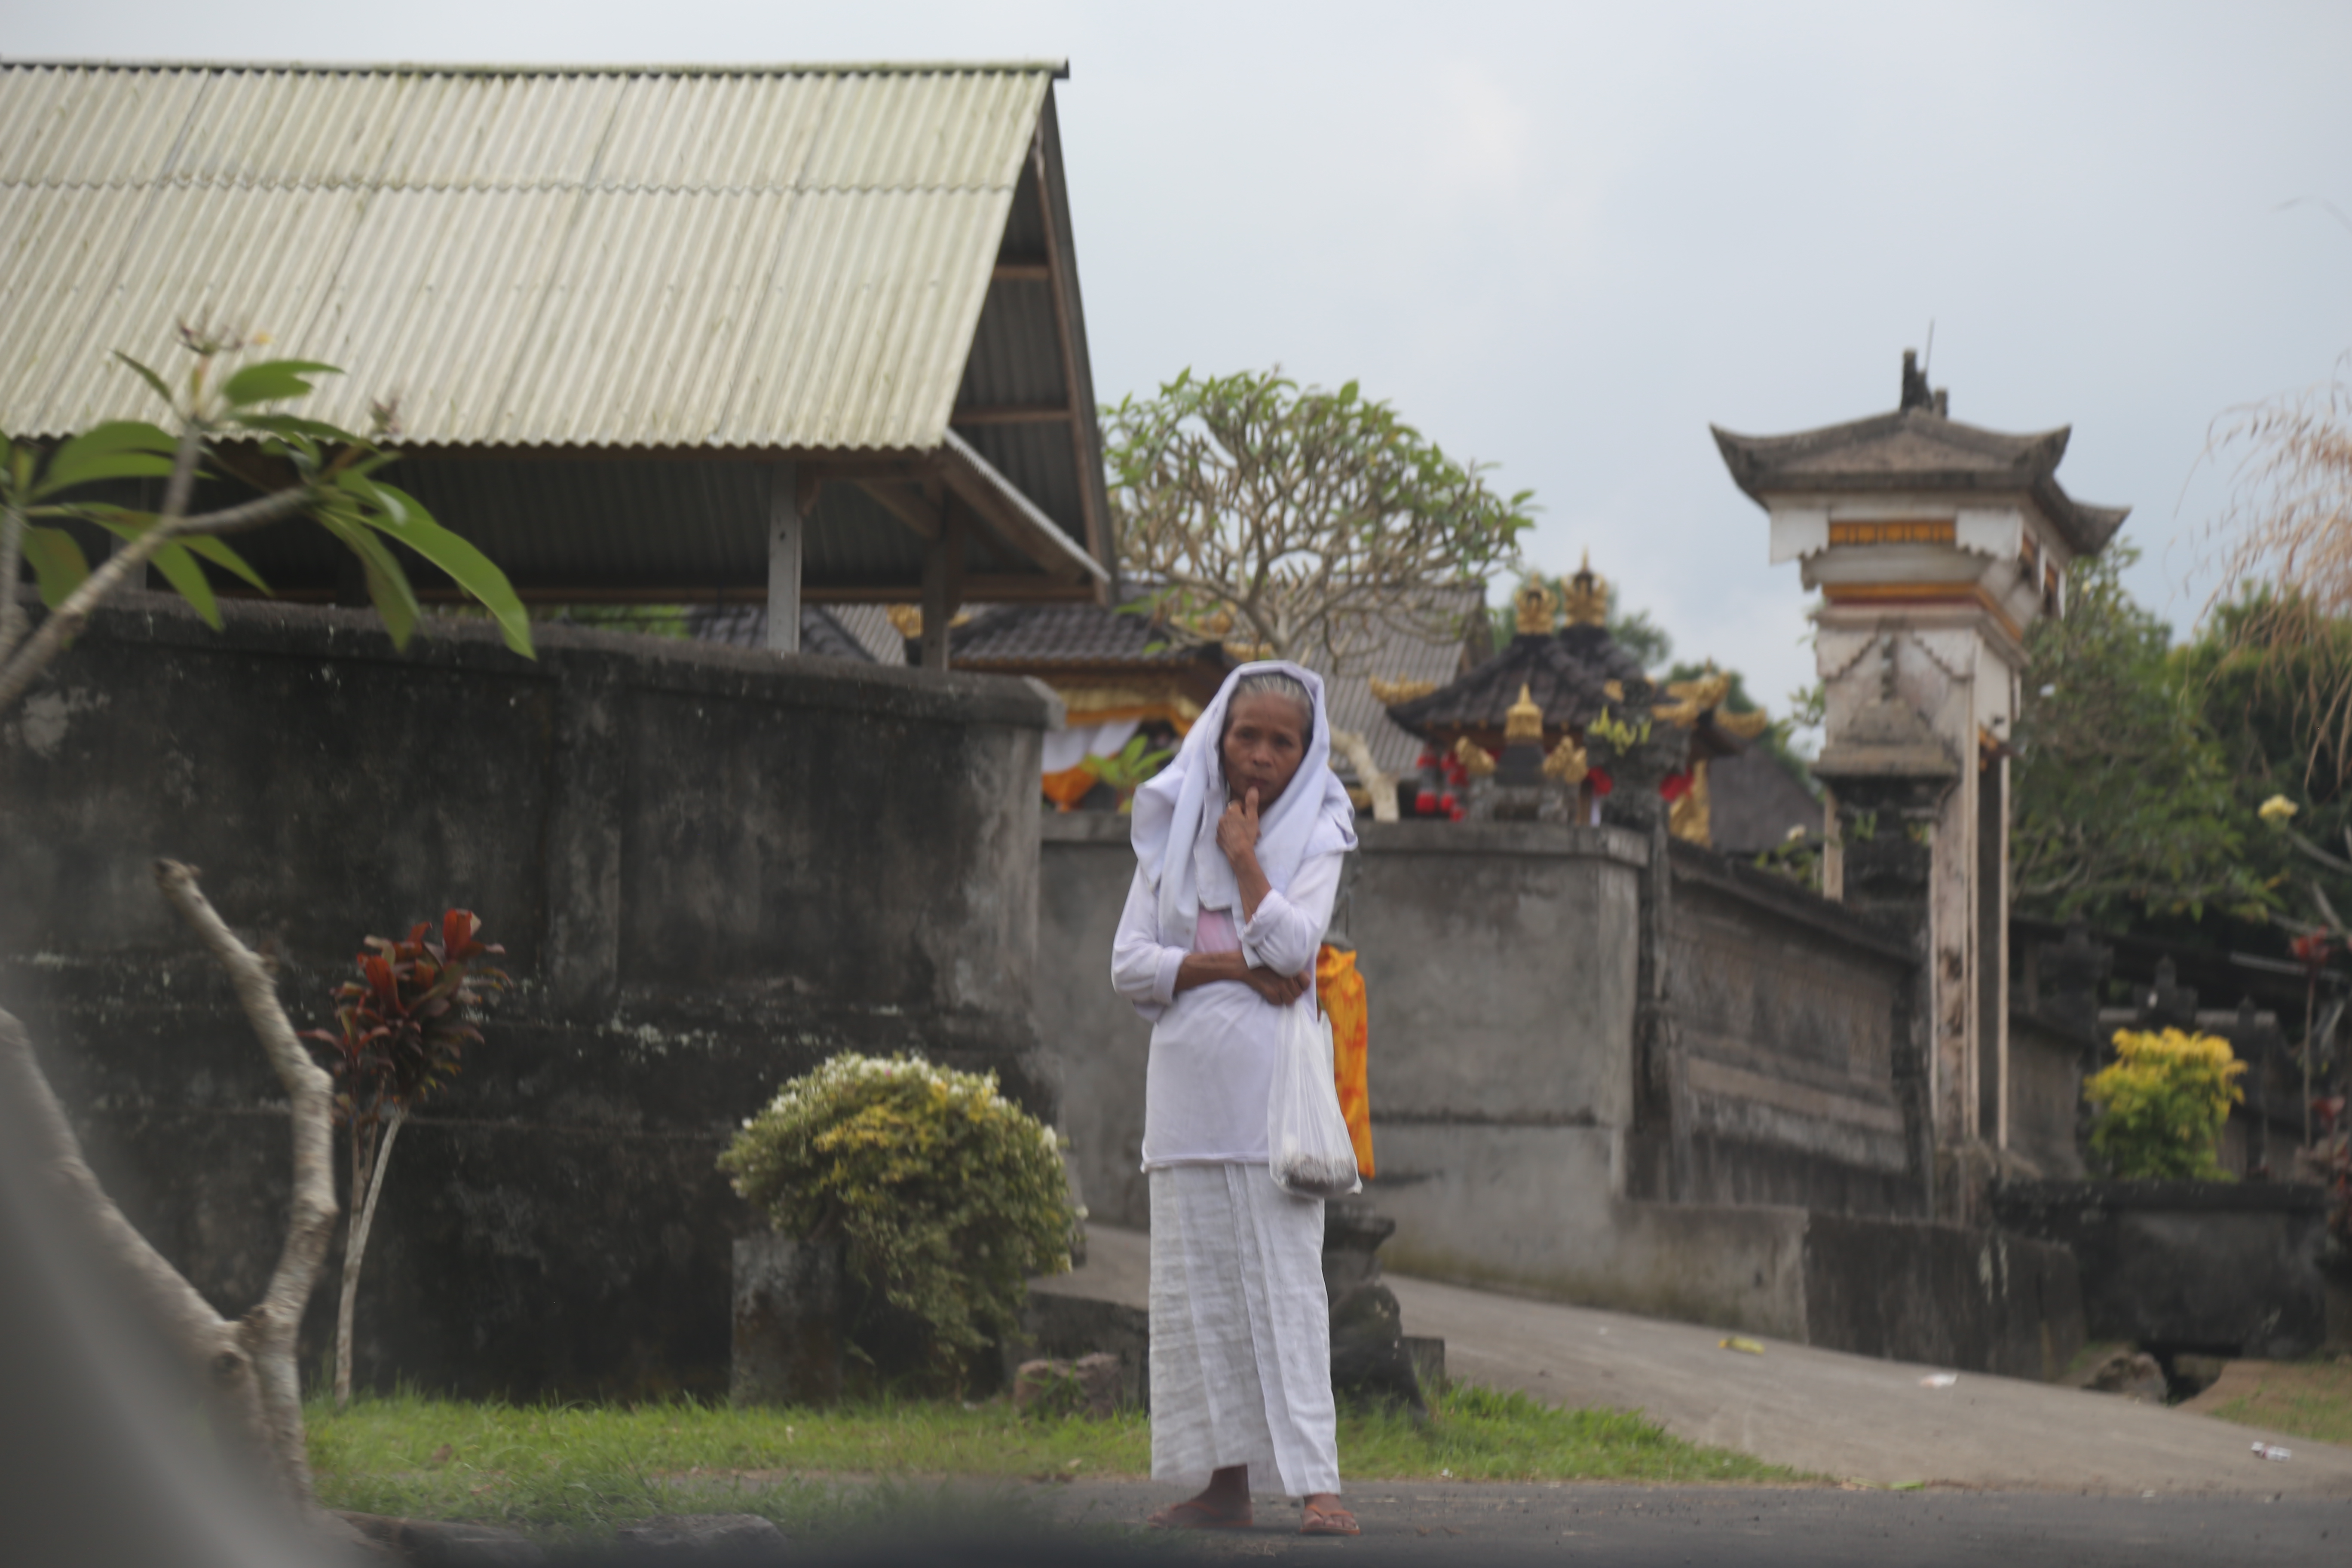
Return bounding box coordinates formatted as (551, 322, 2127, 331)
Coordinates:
(1316, 944, 1373, 1179)
(1041, 763, 1099, 812)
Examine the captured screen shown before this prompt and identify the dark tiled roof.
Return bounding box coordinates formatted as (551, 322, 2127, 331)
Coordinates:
(948, 602, 1215, 667)
(685, 604, 878, 662)
(1710, 406, 2127, 556)
(1707, 749, 1824, 855)
(1385, 624, 1651, 742)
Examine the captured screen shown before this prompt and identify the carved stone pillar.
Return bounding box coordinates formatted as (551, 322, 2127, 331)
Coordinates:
(1810, 635, 1959, 1220)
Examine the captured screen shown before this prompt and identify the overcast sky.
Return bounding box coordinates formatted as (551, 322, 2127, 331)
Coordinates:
(12, 1, 2351, 728)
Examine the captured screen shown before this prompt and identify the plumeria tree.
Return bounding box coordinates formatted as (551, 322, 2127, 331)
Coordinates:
(1108, 368, 1534, 669)
(0, 324, 532, 1528)
(1106, 368, 1533, 819)
(1, 319, 531, 714)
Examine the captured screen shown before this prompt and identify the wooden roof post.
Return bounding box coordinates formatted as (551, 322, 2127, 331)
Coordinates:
(766, 462, 802, 654)
(919, 498, 966, 672)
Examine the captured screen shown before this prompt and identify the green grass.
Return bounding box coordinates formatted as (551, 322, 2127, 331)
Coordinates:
(2205, 1357, 2352, 1447)
(307, 1383, 1788, 1538)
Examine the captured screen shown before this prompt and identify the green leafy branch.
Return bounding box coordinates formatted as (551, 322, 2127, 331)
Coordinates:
(1, 322, 532, 714)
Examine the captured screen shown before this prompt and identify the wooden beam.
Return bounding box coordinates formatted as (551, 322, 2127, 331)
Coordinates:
(247, 576, 1103, 608)
(949, 404, 1075, 426)
(1030, 128, 1109, 577)
(919, 507, 967, 672)
(795, 467, 827, 518)
(801, 574, 1104, 606)
(766, 461, 802, 653)
(935, 432, 1108, 588)
(857, 478, 941, 542)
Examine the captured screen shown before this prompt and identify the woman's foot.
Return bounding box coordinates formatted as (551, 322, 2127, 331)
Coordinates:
(1146, 1497, 1255, 1529)
(1148, 1466, 1254, 1530)
(1299, 1494, 1359, 1536)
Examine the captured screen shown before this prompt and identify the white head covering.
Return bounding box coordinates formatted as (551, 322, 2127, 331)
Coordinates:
(1130, 660, 1360, 950)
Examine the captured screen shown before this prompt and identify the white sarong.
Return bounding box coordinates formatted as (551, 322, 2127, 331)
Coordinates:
(1148, 1164, 1340, 1496)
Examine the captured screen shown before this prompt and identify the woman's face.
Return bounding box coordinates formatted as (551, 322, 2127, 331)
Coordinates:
(1222, 691, 1310, 807)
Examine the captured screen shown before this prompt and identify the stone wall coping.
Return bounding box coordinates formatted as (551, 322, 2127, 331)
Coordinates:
(1356, 820, 1647, 864)
(1668, 838, 1913, 964)
(1996, 1178, 2327, 1214)
(37, 589, 1064, 731)
(1041, 812, 1140, 844)
(1042, 813, 1649, 865)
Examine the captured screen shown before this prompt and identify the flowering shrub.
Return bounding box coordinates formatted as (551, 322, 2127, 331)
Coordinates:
(2084, 1028, 2246, 1180)
(719, 1054, 1075, 1373)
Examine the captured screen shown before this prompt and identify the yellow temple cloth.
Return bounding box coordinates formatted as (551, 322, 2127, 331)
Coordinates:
(1316, 944, 1373, 1179)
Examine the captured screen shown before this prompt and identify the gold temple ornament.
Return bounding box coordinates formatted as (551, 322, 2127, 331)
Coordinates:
(1513, 579, 1559, 636)
(1504, 683, 1545, 746)
(1560, 551, 1609, 628)
(1453, 736, 1498, 778)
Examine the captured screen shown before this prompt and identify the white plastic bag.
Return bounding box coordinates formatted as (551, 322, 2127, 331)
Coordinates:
(1268, 994, 1361, 1199)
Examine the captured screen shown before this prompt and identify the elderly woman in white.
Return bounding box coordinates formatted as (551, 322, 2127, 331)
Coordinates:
(1111, 662, 1360, 1537)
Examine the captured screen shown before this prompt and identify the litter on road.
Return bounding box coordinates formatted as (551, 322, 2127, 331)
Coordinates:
(1920, 1372, 1959, 1388)
(2252, 1443, 2293, 1461)
(1718, 1336, 1765, 1355)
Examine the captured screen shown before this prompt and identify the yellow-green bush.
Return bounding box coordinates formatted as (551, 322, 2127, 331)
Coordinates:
(2084, 1028, 2245, 1180)
(719, 1054, 1073, 1375)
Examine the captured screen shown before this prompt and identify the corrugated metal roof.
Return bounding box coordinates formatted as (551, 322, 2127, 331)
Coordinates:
(0, 61, 1054, 449)
(1319, 587, 1489, 778)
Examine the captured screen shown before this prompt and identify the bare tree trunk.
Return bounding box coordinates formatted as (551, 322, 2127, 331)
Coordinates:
(334, 1105, 405, 1411)
(0, 860, 340, 1516)
(0, 501, 28, 664)
(1329, 728, 1399, 823)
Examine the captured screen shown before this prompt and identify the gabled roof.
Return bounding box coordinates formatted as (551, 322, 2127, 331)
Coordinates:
(0, 60, 1115, 601)
(1710, 405, 2127, 556)
(2, 60, 1048, 449)
(688, 603, 875, 661)
(933, 588, 1483, 778)
(949, 602, 1218, 668)
(1322, 588, 1490, 778)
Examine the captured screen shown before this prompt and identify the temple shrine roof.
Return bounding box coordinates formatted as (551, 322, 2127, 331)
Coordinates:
(1709, 354, 2128, 557)
(1383, 568, 1651, 751)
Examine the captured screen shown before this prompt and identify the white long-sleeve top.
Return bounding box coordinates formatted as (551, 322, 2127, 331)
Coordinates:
(1110, 848, 1345, 1169)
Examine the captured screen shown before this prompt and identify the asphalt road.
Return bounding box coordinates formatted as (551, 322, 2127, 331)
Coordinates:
(1042, 1226, 2352, 1496)
(752, 1479, 2350, 1567)
(1025, 1479, 2352, 1567)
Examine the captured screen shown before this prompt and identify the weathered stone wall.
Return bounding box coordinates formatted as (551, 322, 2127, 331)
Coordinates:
(0, 593, 1057, 1400)
(1659, 844, 1926, 1217)
(1994, 1180, 2331, 1360)
(1037, 810, 2086, 1368)
(1035, 814, 1155, 1229)
(2007, 1011, 2090, 1179)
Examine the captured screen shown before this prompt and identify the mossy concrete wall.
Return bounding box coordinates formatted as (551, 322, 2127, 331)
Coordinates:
(0, 593, 1058, 1400)
(1040, 812, 2084, 1373)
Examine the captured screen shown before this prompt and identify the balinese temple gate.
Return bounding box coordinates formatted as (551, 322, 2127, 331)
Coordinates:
(1713, 354, 2125, 1216)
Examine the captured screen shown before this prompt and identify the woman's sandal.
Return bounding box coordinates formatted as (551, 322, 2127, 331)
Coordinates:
(1146, 1499, 1254, 1530)
(1299, 1502, 1360, 1536)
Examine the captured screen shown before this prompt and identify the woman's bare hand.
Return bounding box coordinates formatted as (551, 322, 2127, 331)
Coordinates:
(1240, 964, 1311, 1007)
(1216, 788, 1262, 866)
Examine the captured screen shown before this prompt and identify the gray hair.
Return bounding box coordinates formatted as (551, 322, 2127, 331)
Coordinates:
(1225, 671, 1314, 734)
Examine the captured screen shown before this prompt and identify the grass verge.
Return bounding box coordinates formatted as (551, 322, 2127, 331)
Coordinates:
(308, 1383, 1789, 1538)
(2199, 1357, 2352, 1447)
